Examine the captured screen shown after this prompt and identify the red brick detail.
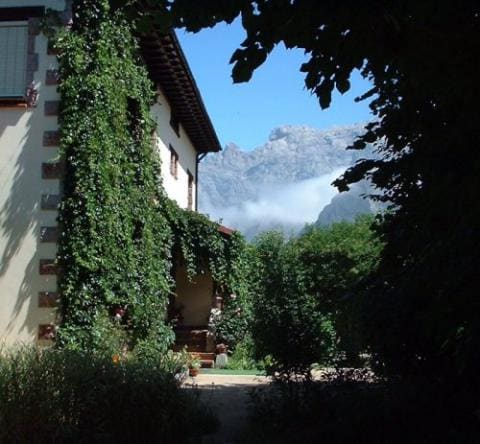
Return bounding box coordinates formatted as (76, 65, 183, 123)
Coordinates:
(47, 41, 59, 55)
(43, 131, 60, 147)
(38, 292, 59, 308)
(44, 100, 60, 116)
(45, 69, 60, 85)
(42, 162, 64, 179)
(41, 194, 61, 211)
(38, 324, 56, 341)
(39, 259, 58, 275)
(40, 226, 59, 243)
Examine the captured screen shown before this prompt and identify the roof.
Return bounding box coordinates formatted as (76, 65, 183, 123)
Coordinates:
(218, 225, 235, 236)
(140, 31, 222, 154)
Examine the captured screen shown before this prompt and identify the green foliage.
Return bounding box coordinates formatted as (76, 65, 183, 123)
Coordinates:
(159, 348, 190, 375)
(46, 0, 254, 356)
(166, 204, 254, 348)
(54, 0, 174, 356)
(250, 217, 382, 378)
(244, 374, 480, 444)
(0, 346, 217, 443)
(298, 216, 383, 363)
(84, 310, 129, 358)
(121, 0, 480, 395)
(167, 203, 230, 281)
(213, 240, 254, 348)
(153, 0, 480, 389)
(225, 334, 264, 371)
(251, 231, 337, 379)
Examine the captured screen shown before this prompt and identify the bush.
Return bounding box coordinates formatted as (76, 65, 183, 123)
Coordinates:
(298, 216, 383, 365)
(252, 232, 337, 379)
(0, 347, 217, 443)
(248, 218, 382, 378)
(243, 374, 480, 443)
(224, 335, 267, 371)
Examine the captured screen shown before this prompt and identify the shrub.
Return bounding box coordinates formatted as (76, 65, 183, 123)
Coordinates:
(0, 347, 217, 443)
(243, 374, 480, 443)
(252, 232, 337, 379)
(225, 335, 265, 371)
(249, 218, 382, 378)
(298, 216, 383, 364)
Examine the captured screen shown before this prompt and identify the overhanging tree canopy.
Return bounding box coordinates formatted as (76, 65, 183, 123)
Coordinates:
(108, 0, 480, 381)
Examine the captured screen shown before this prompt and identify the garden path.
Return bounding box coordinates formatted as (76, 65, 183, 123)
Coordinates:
(184, 373, 270, 444)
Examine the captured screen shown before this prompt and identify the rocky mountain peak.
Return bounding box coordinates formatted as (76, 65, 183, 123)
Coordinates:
(199, 123, 380, 238)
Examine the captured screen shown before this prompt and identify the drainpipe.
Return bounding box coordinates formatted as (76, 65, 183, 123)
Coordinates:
(195, 152, 207, 211)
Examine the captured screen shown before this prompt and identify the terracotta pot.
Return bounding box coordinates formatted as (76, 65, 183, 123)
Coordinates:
(189, 367, 199, 377)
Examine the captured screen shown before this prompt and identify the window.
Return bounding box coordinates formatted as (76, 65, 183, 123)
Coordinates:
(169, 145, 178, 179)
(170, 111, 180, 137)
(187, 170, 194, 210)
(0, 22, 28, 99)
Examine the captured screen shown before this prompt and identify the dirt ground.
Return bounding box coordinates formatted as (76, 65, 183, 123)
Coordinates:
(183, 374, 270, 444)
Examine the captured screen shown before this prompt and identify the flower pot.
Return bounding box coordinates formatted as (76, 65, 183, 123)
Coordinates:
(189, 367, 199, 377)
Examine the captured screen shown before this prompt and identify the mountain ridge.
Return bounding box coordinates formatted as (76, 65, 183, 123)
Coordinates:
(198, 124, 379, 237)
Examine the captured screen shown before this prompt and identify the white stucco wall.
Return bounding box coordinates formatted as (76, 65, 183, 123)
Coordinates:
(151, 89, 197, 210)
(0, 0, 64, 345)
(0, 1, 203, 346)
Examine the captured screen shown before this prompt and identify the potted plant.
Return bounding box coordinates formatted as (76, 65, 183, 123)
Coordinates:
(161, 348, 189, 386)
(188, 356, 201, 377)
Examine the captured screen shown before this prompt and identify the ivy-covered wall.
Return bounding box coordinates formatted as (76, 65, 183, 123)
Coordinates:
(166, 205, 254, 348)
(50, 0, 253, 357)
(55, 0, 174, 357)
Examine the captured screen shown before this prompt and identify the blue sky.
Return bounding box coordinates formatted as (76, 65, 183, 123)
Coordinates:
(178, 20, 373, 151)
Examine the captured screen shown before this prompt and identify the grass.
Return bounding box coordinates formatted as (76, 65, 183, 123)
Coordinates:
(200, 368, 266, 376)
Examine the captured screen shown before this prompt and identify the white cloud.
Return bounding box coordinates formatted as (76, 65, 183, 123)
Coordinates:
(200, 168, 347, 235)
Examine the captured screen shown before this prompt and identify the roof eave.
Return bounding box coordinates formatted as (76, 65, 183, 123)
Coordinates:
(140, 30, 222, 154)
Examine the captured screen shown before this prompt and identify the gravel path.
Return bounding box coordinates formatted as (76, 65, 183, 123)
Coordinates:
(183, 374, 270, 444)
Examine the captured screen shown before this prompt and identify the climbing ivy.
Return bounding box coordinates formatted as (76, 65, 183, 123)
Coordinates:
(54, 0, 174, 358)
(166, 203, 254, 348)
(47, 0, 253, 357)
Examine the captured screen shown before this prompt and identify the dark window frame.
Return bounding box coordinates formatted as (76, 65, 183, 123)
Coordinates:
(170, 110, 180, 137)
(169, 144, 179, 179)
(187, 170, 194, 210)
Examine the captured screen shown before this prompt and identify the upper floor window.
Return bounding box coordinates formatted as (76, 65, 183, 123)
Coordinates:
(169, 145, 179, 179)
(187, 170, 194, 210)
(0, 22, 28, 99)
(170, 111, 180, 137)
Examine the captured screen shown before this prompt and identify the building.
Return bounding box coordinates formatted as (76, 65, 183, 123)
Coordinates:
(0, 0, 223, 349)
